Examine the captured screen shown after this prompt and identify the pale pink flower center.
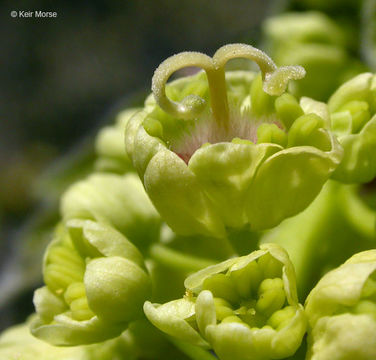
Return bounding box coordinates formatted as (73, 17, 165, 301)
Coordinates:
(172, 108, 282, 164)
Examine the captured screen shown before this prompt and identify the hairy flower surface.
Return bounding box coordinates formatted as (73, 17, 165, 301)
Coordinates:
(144, 243, 307, 360)
(305, 250, 376, 360)
(328, 73, 376, 183)
(125, 44, 343, 238)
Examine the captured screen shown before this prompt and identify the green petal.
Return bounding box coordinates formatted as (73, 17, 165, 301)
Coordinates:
(246, 138, 342, 230)
(84, 256, 151, 323)
(0, 319, 129, 360)
(260, 243, 299, 305)
(332, 116, 376, 183)
(30, 313, 125, 346)
(270, 305, 307, 358)
(143, 300, 209, 348)
(205, 323, 274, 360)
(185, 257, 243, 293)
(195, 290, 216, 335)
(188, 142, 281, 229)
(129, 114, 166, 178)
(143, 148, 225, 238)
(205, 305, 306, 360)
(299, 97, 330, 128)
(33, 287, 67, 323)
(67, 219, 144, 268)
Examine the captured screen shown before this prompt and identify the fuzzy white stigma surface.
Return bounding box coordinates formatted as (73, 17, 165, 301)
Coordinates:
(172, 105, 282, 164)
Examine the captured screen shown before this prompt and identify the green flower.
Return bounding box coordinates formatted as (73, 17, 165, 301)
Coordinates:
(328, 73, 376, 183)
(126, 44, 342, 238)
(95, 108, 140, 173)
(262, 11, 365, 101)
(305, 250, 376, 360)
(144, 243, 307, 360)
(61, 172, 161, 251)
(31, 220, 151, 345)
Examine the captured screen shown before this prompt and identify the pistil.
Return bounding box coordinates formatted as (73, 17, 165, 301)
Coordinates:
(151, 43, 305, 131)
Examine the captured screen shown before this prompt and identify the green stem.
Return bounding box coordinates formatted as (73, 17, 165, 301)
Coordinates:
(341, 184, 375, 239)
(216, 235, 238, 258)
(261, 180, 376, 299)
(227, 228, 261, 256)
(149, 244, 216, 272)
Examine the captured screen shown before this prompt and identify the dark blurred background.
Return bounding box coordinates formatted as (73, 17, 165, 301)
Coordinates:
(0, 0, 272, 330)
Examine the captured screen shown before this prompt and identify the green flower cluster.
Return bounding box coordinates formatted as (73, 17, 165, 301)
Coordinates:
(1, 33, 375, 360)
(145, 244, 307, 360)
(26, 43, 376, 359)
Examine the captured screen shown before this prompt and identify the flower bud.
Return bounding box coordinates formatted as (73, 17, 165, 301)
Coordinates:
(126, 44, 342, 238)
(305, 250, 376, 360)
(61, 172, 161, 250)
(328, 73, 376, 183)
(31, 220, 151, 345)
(144, 243, 307, 360)
(262, 11, 364, 101)
(95, 108, 140, 173)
